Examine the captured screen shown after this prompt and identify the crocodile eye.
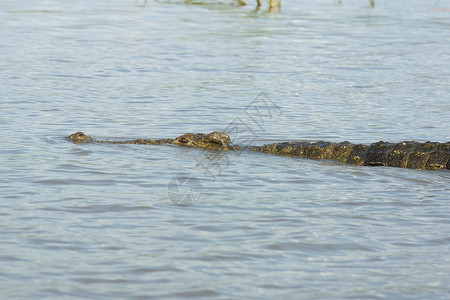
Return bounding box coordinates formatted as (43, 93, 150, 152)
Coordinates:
(179, 137, 189, 144)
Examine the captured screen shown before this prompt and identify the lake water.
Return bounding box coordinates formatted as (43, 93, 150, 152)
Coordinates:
(1, 0, 449, 298)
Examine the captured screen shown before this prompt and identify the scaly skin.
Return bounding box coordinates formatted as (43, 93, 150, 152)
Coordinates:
(67, 132, 449, 170)
(66, 131, 239, 151)
(250, 140, 449, 170)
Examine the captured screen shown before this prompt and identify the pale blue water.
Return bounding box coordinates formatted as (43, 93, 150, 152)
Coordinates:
(1, 0, 449, 298)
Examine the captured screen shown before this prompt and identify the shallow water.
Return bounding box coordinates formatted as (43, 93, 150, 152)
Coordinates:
(1, 0, 450, 298)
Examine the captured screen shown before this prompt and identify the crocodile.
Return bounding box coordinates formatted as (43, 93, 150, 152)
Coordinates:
(67, 131, 239, 151)
(67, 131, 449, 170)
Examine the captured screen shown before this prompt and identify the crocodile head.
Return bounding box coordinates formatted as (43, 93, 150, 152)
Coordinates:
(67, 132, 93, 143)
(173, 131, 235, 150)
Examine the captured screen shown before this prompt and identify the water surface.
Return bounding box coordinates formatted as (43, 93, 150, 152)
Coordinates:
(1, 0, 449, 298)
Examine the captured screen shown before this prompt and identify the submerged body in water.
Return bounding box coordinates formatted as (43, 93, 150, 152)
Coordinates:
(68, 132, 449, 170)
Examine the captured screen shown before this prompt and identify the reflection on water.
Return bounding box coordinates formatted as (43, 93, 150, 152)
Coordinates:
(1, 0, 449, 298)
